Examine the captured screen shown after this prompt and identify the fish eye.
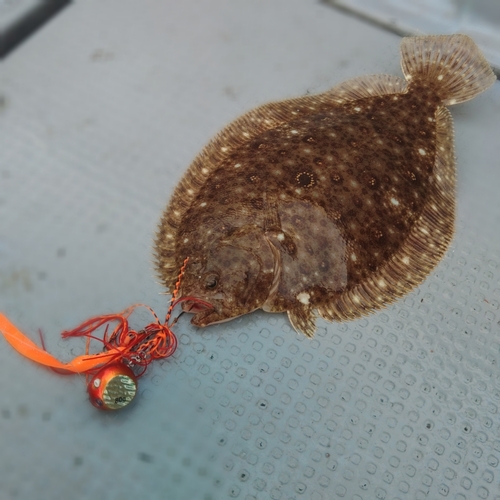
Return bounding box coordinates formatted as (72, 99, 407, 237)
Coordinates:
(205, 274, 219, 290)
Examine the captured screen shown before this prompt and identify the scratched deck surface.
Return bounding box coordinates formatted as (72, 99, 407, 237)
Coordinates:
(0, 1, 500, 499)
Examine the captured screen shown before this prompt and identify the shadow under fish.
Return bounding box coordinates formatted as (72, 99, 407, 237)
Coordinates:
(155, 34, 496, 337)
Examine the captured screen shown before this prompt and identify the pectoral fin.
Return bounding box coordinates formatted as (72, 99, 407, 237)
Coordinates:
(287, 304, 316, 338)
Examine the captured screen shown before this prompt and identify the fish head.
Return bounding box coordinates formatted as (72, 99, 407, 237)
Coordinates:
(179, 230, 276, 327)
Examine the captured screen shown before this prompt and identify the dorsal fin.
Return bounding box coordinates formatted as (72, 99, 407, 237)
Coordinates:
(324, 74, 407, 103)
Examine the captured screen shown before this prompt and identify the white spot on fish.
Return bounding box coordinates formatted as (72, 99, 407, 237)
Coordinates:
(418, 148, 426, 155)
(390, 197, 400, 206)
(297, 292, 310, 305)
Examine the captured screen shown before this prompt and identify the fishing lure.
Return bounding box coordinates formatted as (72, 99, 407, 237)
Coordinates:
(0, 258, 210, 410)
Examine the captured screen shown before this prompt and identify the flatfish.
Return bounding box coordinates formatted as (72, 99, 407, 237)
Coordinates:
(154, 34, 495, 337)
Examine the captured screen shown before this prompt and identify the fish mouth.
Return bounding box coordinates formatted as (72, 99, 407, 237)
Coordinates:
(180, 297, 214, 314)
(176, 296, 218, 327)
(190, 308, 222, 327)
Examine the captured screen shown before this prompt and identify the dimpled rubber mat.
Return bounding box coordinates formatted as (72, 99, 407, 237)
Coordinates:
(0, 1, 500, 499)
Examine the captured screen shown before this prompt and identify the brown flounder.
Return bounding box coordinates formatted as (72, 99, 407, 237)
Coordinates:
(155, 35, 495, 337)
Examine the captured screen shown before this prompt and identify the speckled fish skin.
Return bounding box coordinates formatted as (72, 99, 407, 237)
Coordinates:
(155, 34, 496, 337)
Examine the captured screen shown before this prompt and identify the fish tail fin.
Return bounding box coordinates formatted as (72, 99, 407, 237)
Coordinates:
(400, 34, 496, 105)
